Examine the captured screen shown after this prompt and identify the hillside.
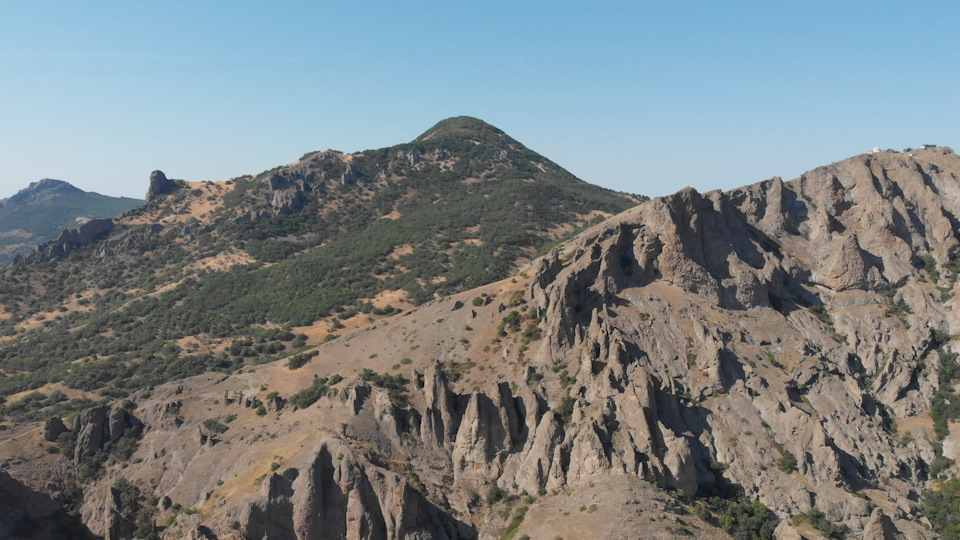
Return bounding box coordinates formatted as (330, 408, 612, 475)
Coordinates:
(0, 116, 639, 413)
(3, 146, 960, 539)
(0, 179, 142, 263)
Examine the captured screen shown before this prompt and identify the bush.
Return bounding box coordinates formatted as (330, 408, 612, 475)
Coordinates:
(776, 451, 798, 473)
(554, 395, 575, 425)
(705, 497, 778, 539)
(487, 485, 507, 504)
(772, 440, 798, 473)
(202, 419, 229, 434)
(925, 477, 960, 539)
(288, 376, 330, 409)
(255, 405, 266, 416)
(931, 455, 955, 477)
(359, 369, 408, 405)
(793, 508, 849, 539)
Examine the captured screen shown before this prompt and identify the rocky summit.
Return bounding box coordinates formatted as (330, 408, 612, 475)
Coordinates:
(2, 139, 960, 539)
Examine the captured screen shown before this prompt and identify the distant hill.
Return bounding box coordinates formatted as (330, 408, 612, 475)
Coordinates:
(0, 179, 142, 263)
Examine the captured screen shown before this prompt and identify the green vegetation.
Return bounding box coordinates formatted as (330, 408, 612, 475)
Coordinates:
(486, 485, 508, 504)
(359, 369, 408, 405)
(791, 508, 849, 539)
(288, 375, 337, 409)
(808, 304, 832, 325)
(111, 477, 159, 539)
(924, 477, 960, 539)
(202, 418, 229, 434)
(931, 331, 960, 440)
(2, 390, 98, 422)
(555, 395, 576, 425)
(697, 497, 778, 539)
(771, 439, 798, 473)
(922, 253, 941, 281)
(931, 455, 955, 477)
(499, 506, 527, 540)
(287, 350, 318, 370)
(443, 359, 476, 382)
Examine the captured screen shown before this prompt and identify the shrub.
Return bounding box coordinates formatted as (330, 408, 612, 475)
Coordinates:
(287, 350, 318, 370)
(792, 508, 849, 539)
(487, 485, 507, 504)
(776, 451, 798, 473)
(359, 369, 408, 405)
(931, 455, 955, 477)
(203, 419, 229, 434)
(555, 395, 575, 425)
(705, 497, 778, 539)
(288, 376, 330, 409)
(924, 477, 960, 539)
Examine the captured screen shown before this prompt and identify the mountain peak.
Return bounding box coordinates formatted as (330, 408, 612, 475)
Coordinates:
(23, 178, 79, 193)
(6, 179, 81, 205)
(414, 116, 507, 143)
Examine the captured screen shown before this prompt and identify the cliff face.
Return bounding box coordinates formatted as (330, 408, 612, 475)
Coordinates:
(27, 147, 960, 538)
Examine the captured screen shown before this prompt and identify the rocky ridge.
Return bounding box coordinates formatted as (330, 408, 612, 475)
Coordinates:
(18, 146, 953, 539)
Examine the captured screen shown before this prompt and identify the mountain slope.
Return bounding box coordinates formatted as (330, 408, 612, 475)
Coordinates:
(4, 146, 958, 538)
(0, 179, 142, 263)
(0, 116, 639, 408)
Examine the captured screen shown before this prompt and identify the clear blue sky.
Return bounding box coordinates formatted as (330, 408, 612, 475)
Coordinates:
(1, 1, 958, 200)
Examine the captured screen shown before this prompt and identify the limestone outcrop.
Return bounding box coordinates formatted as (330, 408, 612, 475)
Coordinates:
(240, 439, 474, 540)
(145, 170, 179, 203)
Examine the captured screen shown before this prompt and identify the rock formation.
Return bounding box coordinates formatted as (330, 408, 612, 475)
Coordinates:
(16, 217, 116, 262)
(73, 405, 141, 462)
(42, 417, 69, 442)
(241, 439, 474, 540)
(145, 170, 179, 203)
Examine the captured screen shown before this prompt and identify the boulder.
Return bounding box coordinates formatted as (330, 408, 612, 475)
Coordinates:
(43, 416, 69, 442)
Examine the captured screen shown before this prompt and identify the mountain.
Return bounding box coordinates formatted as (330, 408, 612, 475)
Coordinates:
(5, 126, 960, 538)
(0, 116, 638, 405)
(0, 179, 142, 264)
(63, 146, 960, 538)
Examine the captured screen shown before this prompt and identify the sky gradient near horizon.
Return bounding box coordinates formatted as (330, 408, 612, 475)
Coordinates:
(1, 1, 958, 200)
